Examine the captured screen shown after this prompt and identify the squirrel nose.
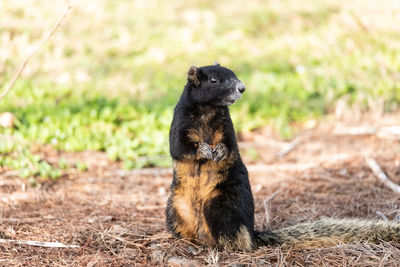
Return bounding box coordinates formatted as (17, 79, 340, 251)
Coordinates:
(237, 83, 246, 94)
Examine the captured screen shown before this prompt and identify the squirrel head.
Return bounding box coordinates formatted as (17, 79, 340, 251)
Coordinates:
(186, 64, 245, 106)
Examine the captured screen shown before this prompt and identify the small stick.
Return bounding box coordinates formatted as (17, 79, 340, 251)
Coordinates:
(333, 126, 378, 136)
(0, 239, 79, 248)
(375, 211, 388, 222)
(276, 137, 301, 158)
(365, 157, 400, 194)
(263, 189, 282, 226)
(0, 4, 73, 101)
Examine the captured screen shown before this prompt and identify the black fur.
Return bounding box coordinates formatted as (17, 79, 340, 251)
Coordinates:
(168, 65, 245, 160)
(166, 64, 400, 250)
(166, 64, 254, 249)
(165, 64, 400, 250)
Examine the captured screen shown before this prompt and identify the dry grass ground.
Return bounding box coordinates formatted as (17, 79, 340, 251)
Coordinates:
(2, 1, 400, 265)
(1, 112, 400, 266)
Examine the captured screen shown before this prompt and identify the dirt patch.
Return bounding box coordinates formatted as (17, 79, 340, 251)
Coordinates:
(1, 113, 400, 266)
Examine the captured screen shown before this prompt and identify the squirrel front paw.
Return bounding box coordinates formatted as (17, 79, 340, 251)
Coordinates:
(197, 142, 213, 160)
(212, 143, 228, 163)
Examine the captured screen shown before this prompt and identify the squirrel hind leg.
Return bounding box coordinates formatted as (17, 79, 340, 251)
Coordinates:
(202, 197, 255, 251)
(218, 225, 253, 251)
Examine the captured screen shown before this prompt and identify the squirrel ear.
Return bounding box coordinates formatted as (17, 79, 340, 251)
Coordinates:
(213, 61, 220, 66)
(188, 65, 200, 87)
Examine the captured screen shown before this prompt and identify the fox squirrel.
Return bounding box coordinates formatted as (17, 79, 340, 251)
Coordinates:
(165, 63, 400, 250)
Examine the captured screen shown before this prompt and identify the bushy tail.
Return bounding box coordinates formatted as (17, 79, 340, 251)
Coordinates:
(255, 218, 400, 249)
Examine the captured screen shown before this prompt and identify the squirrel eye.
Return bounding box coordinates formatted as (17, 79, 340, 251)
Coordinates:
(210, 77, 218, 83)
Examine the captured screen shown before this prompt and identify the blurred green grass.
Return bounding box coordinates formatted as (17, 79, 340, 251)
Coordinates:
(1, 0, 400, 180)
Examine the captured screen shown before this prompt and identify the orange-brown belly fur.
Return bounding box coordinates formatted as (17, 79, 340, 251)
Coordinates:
(172, 160, 222, 245)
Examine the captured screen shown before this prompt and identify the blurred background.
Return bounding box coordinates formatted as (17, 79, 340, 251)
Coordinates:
(1, 0, 400, 181)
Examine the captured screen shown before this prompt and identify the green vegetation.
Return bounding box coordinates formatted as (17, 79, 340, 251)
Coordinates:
(1, 0, 400, 180)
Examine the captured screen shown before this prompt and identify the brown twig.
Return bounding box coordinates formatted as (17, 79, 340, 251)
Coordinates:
(0, 239, 79, 248)
(263, 188, 282, 226)
(275, 137, 302, 158)
(0, 4, 73, 101)
(365, 157, 400, 194)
